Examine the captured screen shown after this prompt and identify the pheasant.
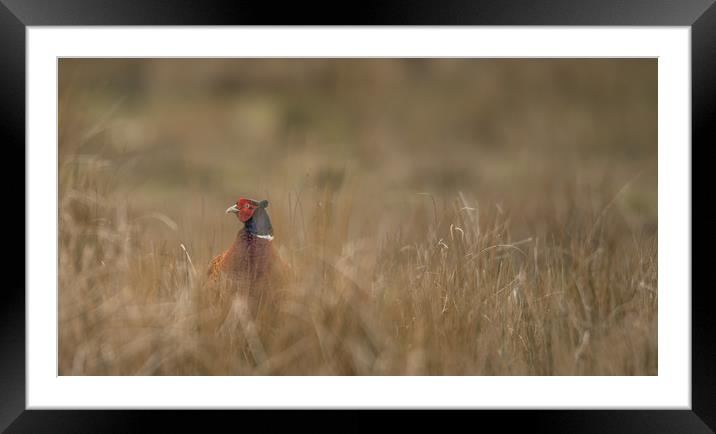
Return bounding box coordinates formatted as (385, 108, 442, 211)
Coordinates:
(208, 197, 287, 291)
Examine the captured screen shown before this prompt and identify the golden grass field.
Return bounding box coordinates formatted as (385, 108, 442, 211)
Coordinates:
(59, 59, 657, 375)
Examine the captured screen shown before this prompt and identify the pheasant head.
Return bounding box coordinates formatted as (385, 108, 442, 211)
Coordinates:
(226, 197, 273, 240)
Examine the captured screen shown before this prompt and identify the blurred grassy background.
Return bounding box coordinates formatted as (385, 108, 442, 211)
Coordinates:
(59, 59, 656, 229)
(59, 59, 657, 375)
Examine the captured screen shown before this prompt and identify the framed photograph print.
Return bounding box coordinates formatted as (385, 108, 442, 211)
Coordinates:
(3, 0, 712, 432)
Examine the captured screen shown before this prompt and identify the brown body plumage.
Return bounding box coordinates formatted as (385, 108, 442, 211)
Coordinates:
(208, 228, 282, 286)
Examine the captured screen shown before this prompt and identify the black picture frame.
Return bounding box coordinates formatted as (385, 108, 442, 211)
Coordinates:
(2, 1, 711, 432)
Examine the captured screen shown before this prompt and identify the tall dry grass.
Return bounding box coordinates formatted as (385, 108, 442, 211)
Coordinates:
(59, 59, 657, 375)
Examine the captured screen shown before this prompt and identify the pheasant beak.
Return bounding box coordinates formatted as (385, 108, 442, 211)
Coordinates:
(226, 204, 240, 214)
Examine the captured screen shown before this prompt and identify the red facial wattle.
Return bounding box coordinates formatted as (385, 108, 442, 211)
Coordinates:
(236, 198, 258, 222)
